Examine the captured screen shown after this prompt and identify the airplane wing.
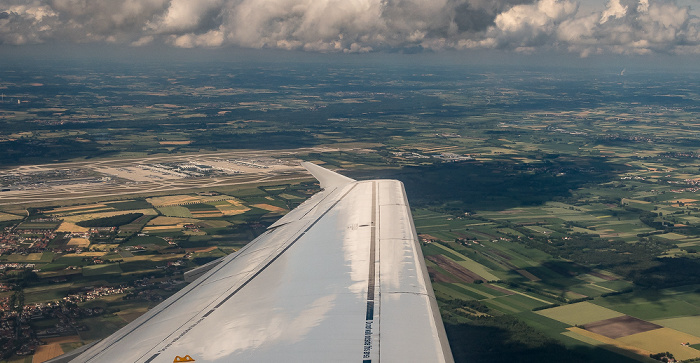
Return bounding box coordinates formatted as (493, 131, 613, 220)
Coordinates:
(50, 162, 453, 363)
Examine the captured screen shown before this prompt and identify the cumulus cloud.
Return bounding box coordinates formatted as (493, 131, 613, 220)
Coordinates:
(0, 0, 698, 55)
(148, 0, 223, 33)
(566, 0, 698, 55)
(483, 0, 578, 49)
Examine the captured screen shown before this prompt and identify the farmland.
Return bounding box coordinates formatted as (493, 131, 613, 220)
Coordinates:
(1, 60, 699, 362)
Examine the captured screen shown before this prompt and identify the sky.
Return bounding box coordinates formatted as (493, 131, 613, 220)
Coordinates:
(0, 0, 699, 60)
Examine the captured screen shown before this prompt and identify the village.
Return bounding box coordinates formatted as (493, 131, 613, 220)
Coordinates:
(0, 212, 193, 360)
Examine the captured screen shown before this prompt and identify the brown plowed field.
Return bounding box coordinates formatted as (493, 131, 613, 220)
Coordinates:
(583, 315, 662, 339)
(427, 266, 458, 283)
(588, 271, 617, 281)
(426, 255, 484, 283)
(516, 269, 541, 281)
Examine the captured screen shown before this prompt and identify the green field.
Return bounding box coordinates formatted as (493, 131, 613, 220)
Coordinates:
(119, 215, 156, 233)
(77, 314, 131, 341)
(651, 316, 700, 337)
(594, 280, 634, 291)
(17, 220, 61, 230)
(123, 236, 169, 246)
(487, 293, 551, 313)
(24, 283, 76, 304)
(588, 286, 700, 321)
(536, 302, 625, 326)
(156, 206, 193, 218)
(83, 264, 123, 276)
(433, 282, 477, 301)
(0, 253, 47, 263)
(422, 243, 465, 261)
(2, 63, 700, 363)
(429, 242, 500, 281)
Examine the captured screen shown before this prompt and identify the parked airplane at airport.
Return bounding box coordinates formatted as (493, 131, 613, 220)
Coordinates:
(48, 162, 454, 363)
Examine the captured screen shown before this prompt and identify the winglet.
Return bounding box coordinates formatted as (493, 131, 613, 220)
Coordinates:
(301, 162, 355, 189)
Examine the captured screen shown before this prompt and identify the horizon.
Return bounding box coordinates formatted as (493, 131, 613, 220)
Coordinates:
(1, 0, 699, 64)
(2, 43, 700, 75)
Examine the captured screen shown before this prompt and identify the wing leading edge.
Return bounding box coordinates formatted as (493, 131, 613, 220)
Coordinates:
(51, 163, 453, 363)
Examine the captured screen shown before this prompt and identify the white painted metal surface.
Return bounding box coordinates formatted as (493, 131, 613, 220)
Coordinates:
(53, 164, 453, 363)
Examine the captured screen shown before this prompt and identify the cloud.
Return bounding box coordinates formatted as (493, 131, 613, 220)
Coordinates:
(569, 0, 698, 55)
(0, 0, 698, 55)
(600, 0, 628, 23)
(465, 0, 700, 56)
(148, 0, 223, 33)
(483, 0, 578, 49)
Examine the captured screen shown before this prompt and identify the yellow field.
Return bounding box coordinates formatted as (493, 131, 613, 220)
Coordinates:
(184, 246, 218, 253)
(32, 336, 81, 363)
(47, 203, 108, 213)
(536, 302, 624, 325)
(122, 254, 184, 262)
(564, 327, 655, 362)
(0, 212, 22, 221)
(158, 141, 191, 145)
(215, 203, 250, 216)
(279, 193, 304, 200)
(674, 198, 698, 203)
(21, 253, 44, 261)
(512, 157, 542, 163)
(190, 211, 223, 218)
(142, 225, 183, 232)
(117, 306, 150, 323)
(652, 316, 700, 336)
(657, 233, 689, 240)
(617, 328, 700, 361)
(66, 238, 90, 248)
(622, 199, 651, 204)
(33, 343, 63, 362)
(147, 194, 201, 206)
(251, 204, 287, 213)
(201, 220, 230, 228)
(62, 252, 105, 258)
(56, 222, 89, 233)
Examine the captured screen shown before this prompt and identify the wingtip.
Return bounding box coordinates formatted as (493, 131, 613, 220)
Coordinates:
(301, 162, 355, 189)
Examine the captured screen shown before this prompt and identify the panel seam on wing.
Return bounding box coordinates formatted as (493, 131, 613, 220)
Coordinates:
(382, 291, 432, 296)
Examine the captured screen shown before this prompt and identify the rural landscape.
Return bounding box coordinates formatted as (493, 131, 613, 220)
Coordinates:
(1, 58, 699, 362)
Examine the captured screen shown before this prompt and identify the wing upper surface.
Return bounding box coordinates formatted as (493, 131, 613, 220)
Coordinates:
(63, 166, 452, 363)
